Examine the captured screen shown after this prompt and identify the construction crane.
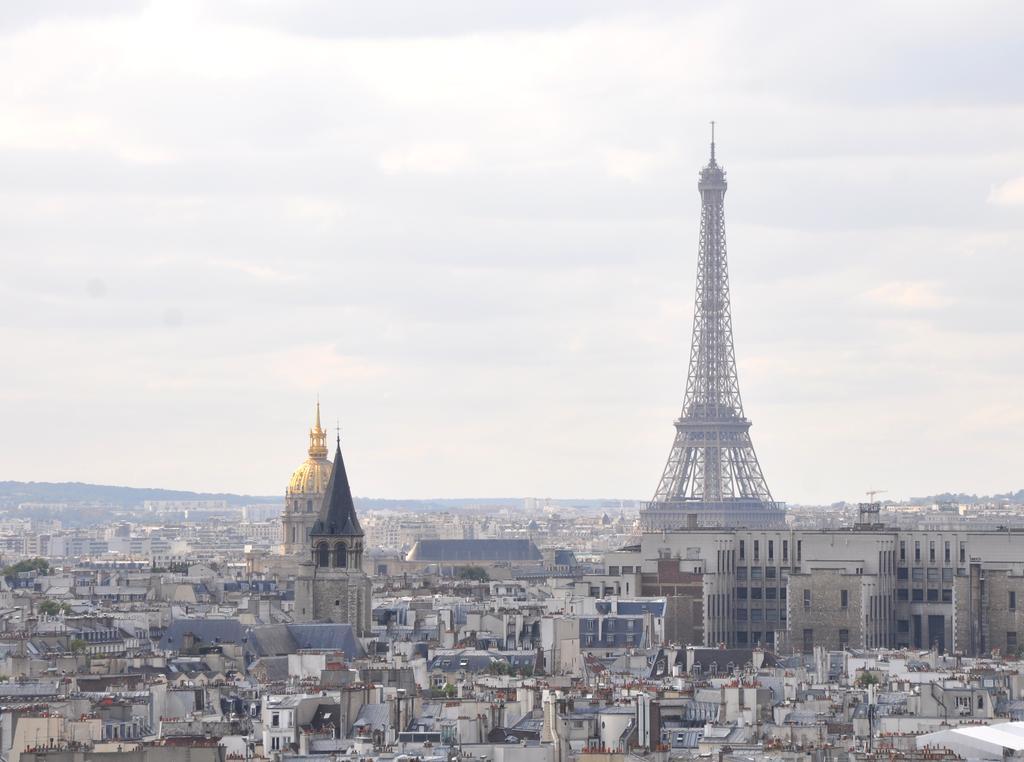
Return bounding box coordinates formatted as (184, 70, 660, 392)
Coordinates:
(866, 489, 887, 504)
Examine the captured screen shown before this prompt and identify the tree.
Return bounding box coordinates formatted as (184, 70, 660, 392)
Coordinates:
(457, 566, 490, 582)
(69, 639, 88, 654)
(487, 660, 512, 676)
(2, 558, 49, 577)
(442, 683, 457, 698)
(856, 671, 879, 687)
(38, 600, 71, 616)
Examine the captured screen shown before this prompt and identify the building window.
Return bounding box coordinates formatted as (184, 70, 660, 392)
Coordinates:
(803, 589, 811, 609)
(900, 541, 905, 561)
(334, 542, 348, 568)
(1011, 592, 1017, 611)
(927, 589, 938, 602)
(841, 590, 848, 608)
(839, 629, 849, 649)
(915, 541, 921, 562)
(751, 588, 762, 600)
(316, 542, 329, 567)
(960, 542, 966, 563)
(797, 540, 802, 562)
(782, 540, 789, 561)
(802, 629, 813, 654)
(912, 589, 923, 601)
(768, 540, 774, 560)
(929, 541, 935, 562)
(736, 587, 747, 599)
(897, 567, 908, 580)
(272, 713, 280, 727)
(306, 499, 313, 513)
(753, 540, 759, 561)
(942, 589, 953, 603)
(897, 589, 908, 601)
(739, 540, 745, 560)
(944, 541, 951, 563)
(1009, 632, 1018, 653)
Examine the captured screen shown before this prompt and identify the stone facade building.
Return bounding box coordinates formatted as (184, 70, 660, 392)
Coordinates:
(293, 437, 371, 636)
(604, 522, 1024, 656)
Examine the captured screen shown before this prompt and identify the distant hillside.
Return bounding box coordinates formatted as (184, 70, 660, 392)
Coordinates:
(909, 490, 1024, 505)
(0, 480, 278, 509)
(0, 480, 636, 513)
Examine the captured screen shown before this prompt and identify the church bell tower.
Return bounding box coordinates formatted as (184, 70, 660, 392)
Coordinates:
(293, 432, 371, 635)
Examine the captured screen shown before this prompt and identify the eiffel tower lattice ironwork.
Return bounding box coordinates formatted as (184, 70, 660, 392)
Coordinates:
(642, 131, 784, 530)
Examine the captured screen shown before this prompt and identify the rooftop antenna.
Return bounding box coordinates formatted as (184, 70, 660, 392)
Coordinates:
(710, 120, 716, 163)
(335, 419, 341, 448)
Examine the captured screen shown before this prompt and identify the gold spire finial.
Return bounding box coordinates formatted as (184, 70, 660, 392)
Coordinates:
(308, 398, 328, 459)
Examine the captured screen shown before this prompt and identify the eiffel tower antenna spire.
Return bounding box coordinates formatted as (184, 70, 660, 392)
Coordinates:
(641, 132, 783, 531)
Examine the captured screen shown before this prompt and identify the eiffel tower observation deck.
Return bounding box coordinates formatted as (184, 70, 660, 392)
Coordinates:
(641, 130, 785, 531)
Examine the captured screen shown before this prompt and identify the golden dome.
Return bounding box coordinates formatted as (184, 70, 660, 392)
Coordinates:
(287, 401, 332, 496)
(289, 457, 332, 496)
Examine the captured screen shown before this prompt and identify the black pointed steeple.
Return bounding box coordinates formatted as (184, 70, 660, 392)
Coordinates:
(311, 436, 363, 537)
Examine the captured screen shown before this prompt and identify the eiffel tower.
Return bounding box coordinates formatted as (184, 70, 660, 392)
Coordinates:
(641, 129, 784, 530)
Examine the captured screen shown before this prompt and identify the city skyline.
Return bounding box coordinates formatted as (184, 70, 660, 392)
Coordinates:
(2, 2, 1023, 503)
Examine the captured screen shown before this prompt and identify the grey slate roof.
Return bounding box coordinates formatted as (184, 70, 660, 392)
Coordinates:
(250, 656, 290, 682)
(311, 440, 363, 537)
(247, 623, 364, 659)
(352, 703, 390, 735)
(406, 539, 542, 562)
(0, 680, 59, 697)
(617, 600, 666, 616)
(159, 618, 246, 651)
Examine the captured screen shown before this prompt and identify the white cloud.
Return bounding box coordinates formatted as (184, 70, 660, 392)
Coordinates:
(863, 281, 954, 311)
(1, 1, 1023, 501)
(988, 176, 1024, 206)
(378, 142, 472, 175)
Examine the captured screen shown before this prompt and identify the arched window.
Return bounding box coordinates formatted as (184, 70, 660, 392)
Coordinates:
(335, 542, 348, 568)
(306, 499, 313, 513)
(293, 500, 298, 512)
(316, 542, 329, 567)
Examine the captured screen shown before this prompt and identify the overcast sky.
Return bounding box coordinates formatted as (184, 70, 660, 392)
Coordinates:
(2, 1, 1023, 504)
